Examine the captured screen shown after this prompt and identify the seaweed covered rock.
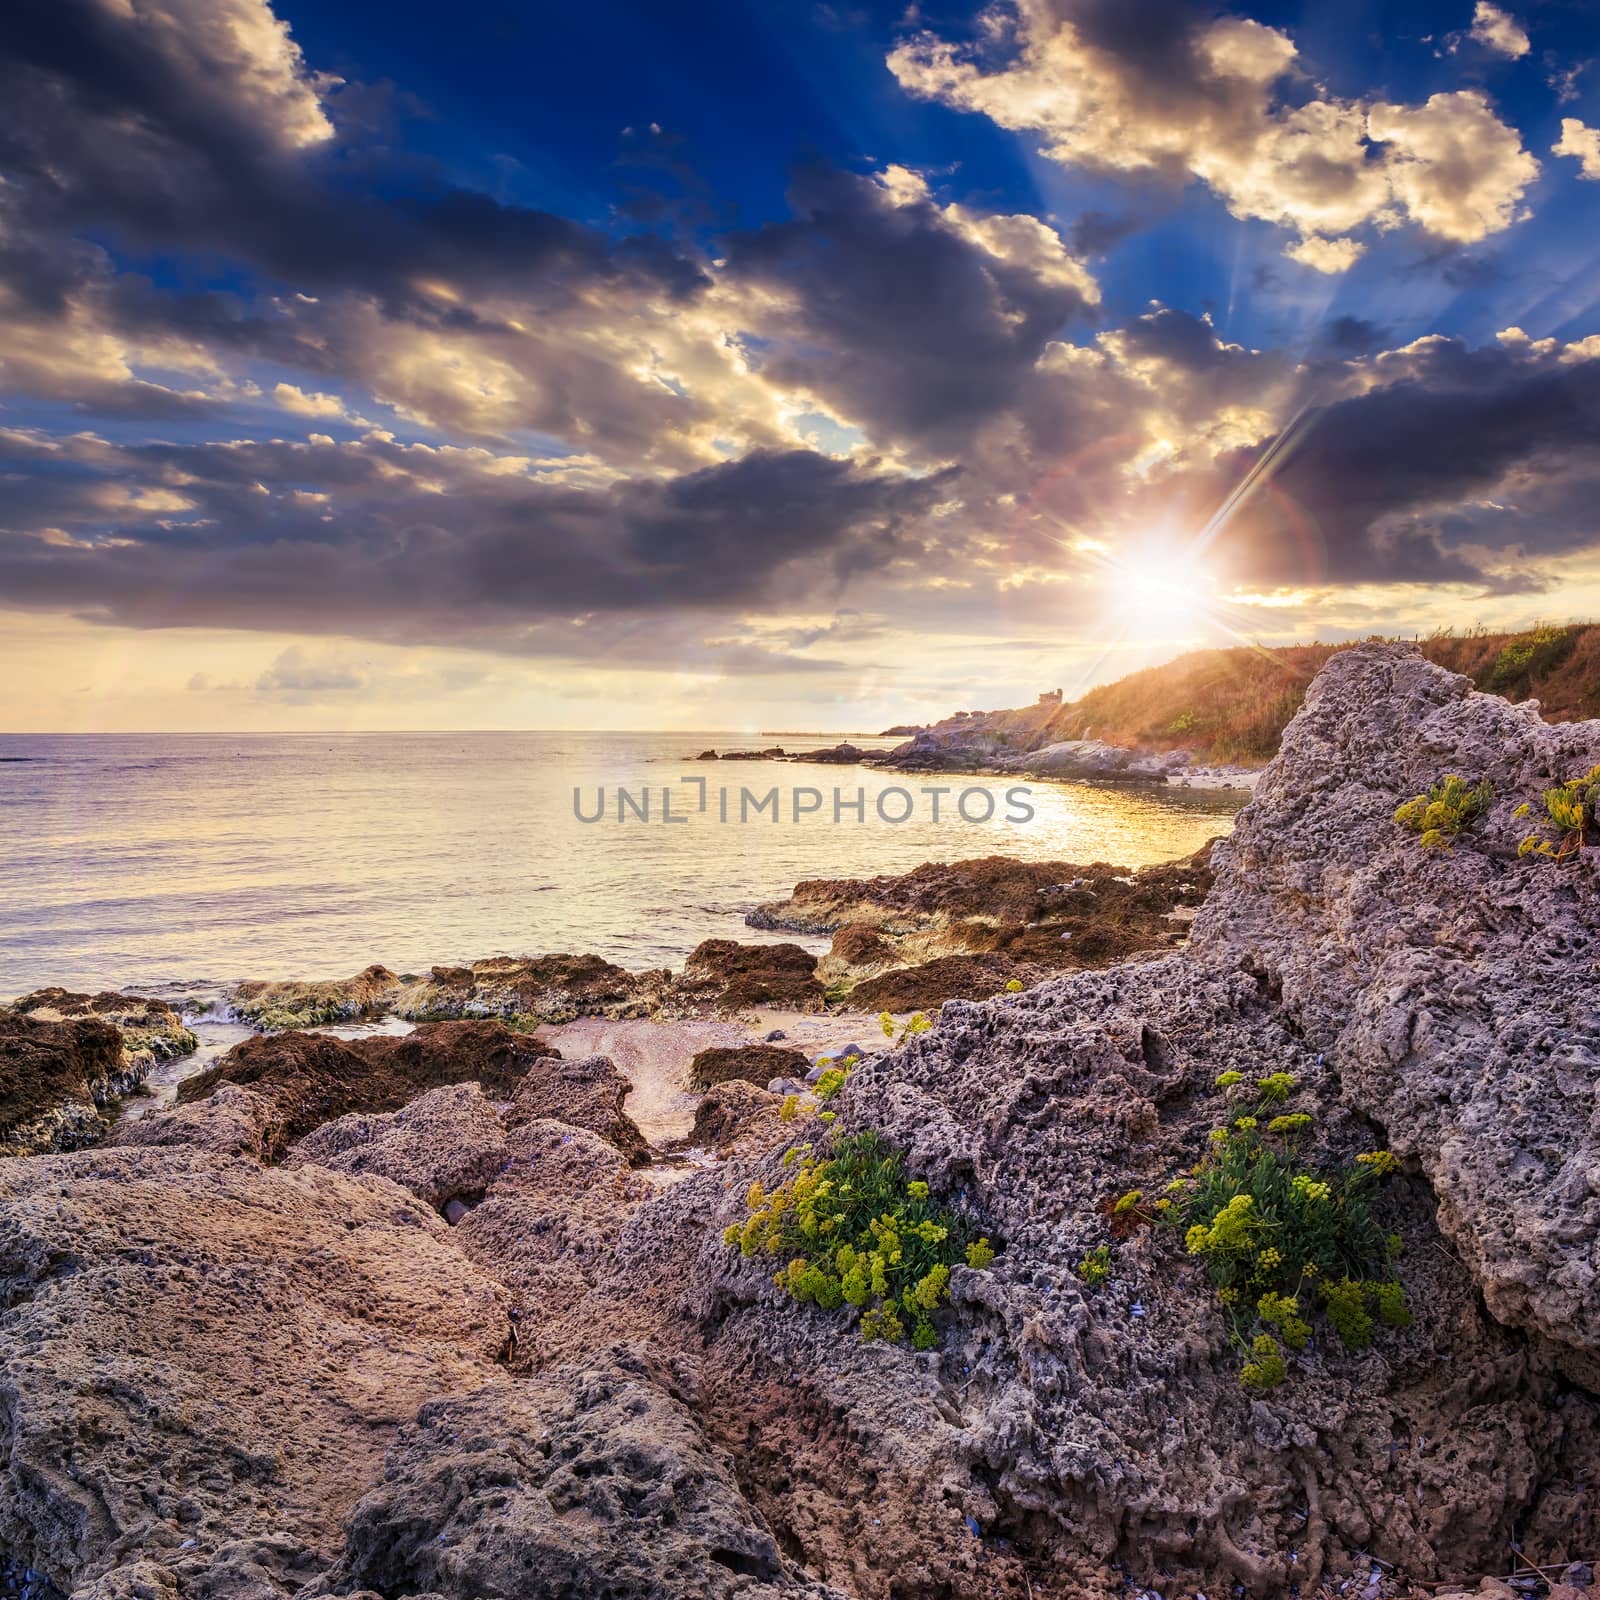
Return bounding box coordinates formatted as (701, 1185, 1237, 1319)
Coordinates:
(0, 1012, 133, 1156)
(227, 963, 400, 1029)
(686, 1043, 811, 1091)
(174, 1021, 560, 1158)
(667, 940, 824, 1015)
(750, 852, 1213, 1008)
(392, 954, 670, 1024)
(8, 988, 197, 1072)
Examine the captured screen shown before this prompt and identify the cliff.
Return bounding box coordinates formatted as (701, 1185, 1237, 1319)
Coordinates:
(884, 622, 1599, 773)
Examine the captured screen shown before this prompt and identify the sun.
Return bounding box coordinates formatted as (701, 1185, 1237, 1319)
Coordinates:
(1114, 547, 1215, 635)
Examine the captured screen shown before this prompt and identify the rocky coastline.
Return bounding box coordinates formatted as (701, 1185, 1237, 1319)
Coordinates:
(1, 644, 1598, 1600)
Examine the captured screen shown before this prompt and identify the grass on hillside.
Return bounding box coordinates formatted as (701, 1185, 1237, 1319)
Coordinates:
(1046, 624, 1598, 764)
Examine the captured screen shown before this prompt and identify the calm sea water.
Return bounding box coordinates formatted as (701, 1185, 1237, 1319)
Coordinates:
(0, 733, 1244, 997)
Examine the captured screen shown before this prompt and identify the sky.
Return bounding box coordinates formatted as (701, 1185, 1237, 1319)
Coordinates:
(1, 0, 1599, 732)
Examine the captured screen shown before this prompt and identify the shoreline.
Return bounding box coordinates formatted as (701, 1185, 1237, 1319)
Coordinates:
(2, 646, 1598, 1598)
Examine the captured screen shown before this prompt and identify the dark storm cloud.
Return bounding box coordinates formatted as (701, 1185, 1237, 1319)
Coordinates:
(1316, 316, 1393, 356)
(0, 0, 706, 309)
(0, 436, 951, 648)
(1068, 210, 1144, 257)
(722, 164, 1096, 452)
(1200, 338, 1600, 587)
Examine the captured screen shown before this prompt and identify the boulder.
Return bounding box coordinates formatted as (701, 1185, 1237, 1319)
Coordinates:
(668, 940, 823, 1014)
(505, 1052, 649, 1165)
(110, 1082, 287, 1161)
(175, 1021, 560, 1159)
(451, 1119, 651, 1350)
(1193, 642, 1600, 1375)
(308, 1346, 846, 1600)
(227, 963, 399, 1029)
(688, 1080, 783, 1155)
(686, 1044, 811, 1092)
(0, 1012, 132, 1157)
(0, 1145, 507, 1595)
(671, 645, 1600, 1596)
(284, 1082, 511, 1210)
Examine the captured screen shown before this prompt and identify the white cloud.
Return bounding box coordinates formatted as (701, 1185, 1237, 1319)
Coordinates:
(1366, 92, 1538, 242)
(272, 383, 347, 418)
(887, 0, 1539, 263)
(1285, 235, 1366, 273)
(1469, 2, 1530, 59)
(1553, 118, 1600, 179)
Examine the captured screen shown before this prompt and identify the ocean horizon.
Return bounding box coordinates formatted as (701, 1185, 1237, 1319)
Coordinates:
(0, 730, 1243, 998)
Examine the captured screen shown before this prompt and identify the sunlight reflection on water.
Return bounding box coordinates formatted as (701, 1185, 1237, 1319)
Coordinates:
(0, 732, 1244, 993)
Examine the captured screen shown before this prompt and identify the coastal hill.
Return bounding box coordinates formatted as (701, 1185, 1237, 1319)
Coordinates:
(885, 622, 1598, 768)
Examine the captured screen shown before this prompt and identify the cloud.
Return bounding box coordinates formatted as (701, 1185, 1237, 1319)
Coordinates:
(272, 383, 348, 419)
(1284, 236, 1365, 274)
(887, 0, 1538, 266)
(1469, 2, 1530, 59)
(1365, 92, 1537, 243)
(1553, 119, 1600, 180)
(255, 645, 368, 693)
(0, 433, 952, 649)
(0, 0, 1595, 687)
(1187, 333, 1600, 589)
(722, 162, 1097, 453)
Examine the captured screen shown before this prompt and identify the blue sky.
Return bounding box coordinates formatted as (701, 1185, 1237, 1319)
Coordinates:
(1, 0, 1598, 729)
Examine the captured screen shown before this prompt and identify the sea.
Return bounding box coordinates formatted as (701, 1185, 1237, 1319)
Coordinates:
(0, 732, 1246, 998)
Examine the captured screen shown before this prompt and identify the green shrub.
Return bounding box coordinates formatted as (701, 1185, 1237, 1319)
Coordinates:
(1164, 1072, 1409, 1388)
(1393, 775, 1493, 849)
(724, 1131, 995, 1348)
(1077, 1245, 1111, 1288)
(879, 1009, 932, 1045)
(1516, 764, 1600, 862)
(1484, 625, 1579, 693)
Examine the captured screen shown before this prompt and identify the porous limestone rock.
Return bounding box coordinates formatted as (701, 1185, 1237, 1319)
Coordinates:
(1193, 643, 1600, 1374)
(307, 1345, 848, 1600)
(284, 1082, 512, 1210)
(0, 1145, 507, 1596)
(661, 645, 1600, 1597)
(504, 1051, 649, 1163)
(687, 1080, 784, 1156)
